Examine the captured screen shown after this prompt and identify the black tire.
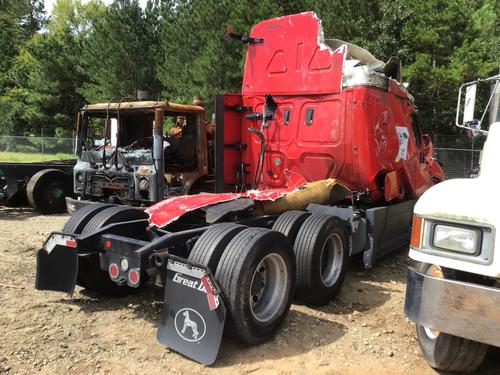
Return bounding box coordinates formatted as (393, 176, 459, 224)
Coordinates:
(415, 263, 488, 373)
(78, 206, 148, 296)
(216, 227, 295, 344)
(272, 210, 311, 244)
(81, 206, 148, 234)
(294, 214, 349, 305)
(27, 169, 71, 214)
(63, 203, 112, 234)
(188, 223, 246, 272)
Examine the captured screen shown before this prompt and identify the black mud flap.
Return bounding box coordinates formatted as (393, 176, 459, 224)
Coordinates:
(157, 258, 226, 365)
(35, 232, 78, 294)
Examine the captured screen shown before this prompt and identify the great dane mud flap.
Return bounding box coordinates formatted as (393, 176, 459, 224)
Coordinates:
(35, 232, 78, 294)
(157, 258, 226, 365)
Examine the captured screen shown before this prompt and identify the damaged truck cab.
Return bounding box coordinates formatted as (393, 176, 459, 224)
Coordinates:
(405, 75, 500, 373)
(70, 101, 209, 212)
(37, 12, 444, 365)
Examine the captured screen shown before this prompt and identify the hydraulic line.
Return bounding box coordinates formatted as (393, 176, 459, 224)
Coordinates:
(248, 127, 265, 190)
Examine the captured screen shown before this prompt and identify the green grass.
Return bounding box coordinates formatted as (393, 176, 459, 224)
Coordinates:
(0, 151, 75, 163)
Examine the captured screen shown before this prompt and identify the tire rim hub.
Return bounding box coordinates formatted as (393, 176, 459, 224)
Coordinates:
(320, 233, 344, 287)
(249, 253, 288, 323)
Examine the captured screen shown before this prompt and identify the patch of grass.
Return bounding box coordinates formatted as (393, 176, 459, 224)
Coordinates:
(0, 152, 75, 163)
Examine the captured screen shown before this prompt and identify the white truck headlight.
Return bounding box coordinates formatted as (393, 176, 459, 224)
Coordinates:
(433, 224, 480, 254)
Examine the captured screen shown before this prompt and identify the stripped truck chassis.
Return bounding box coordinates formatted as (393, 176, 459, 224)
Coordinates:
(36, 198, 415, 364)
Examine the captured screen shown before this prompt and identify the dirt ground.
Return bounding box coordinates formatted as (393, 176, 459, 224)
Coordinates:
(0, 206, 498, 375)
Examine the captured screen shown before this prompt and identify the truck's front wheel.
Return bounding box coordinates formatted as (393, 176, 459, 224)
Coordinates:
(416, 324, 488, 373)
(416, 263, 488, 373)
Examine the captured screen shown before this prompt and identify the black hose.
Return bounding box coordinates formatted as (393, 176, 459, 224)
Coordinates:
(248, 127, 265, 190)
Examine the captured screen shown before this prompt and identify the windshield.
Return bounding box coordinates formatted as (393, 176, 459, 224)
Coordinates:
(81, 111, 155, 165)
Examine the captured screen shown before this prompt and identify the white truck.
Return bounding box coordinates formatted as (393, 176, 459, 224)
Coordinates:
(405, 74, 500, 373)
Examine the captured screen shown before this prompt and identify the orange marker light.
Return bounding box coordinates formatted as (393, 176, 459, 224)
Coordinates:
(410, 215, 423, 249)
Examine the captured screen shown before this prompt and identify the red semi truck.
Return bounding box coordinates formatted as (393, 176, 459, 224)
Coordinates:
(35, 12, 444, 364)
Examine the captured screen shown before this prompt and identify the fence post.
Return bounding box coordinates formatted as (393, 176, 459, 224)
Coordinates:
(41, 127, 45, 155)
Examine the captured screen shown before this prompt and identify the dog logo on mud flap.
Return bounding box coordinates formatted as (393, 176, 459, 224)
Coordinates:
(174, 308, 206, 342)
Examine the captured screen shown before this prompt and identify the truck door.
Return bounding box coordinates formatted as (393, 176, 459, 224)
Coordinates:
(214, 94, 244, 192)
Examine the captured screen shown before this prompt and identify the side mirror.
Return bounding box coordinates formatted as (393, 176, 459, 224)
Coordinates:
(463, 83, 477, 124)
(456, 75, 500, 135)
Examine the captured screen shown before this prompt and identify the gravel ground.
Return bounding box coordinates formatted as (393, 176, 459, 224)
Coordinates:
(0, 206, 498, 374)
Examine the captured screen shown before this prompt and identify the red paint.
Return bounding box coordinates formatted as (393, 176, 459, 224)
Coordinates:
(128, 269, 140, 285)
(148, 12, 444, 228)
(109, 264, 119, 279)
(227, 12, 443, 199)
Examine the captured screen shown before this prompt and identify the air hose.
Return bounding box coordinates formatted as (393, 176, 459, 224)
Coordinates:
(248, 127, 265, 190)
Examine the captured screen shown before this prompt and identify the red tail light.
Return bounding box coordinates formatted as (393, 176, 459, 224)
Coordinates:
(109, 263, 119, 279)
(128, 269, 140, 286)
(65, 240, 77, 248)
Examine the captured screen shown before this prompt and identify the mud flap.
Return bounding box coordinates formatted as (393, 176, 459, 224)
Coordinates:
(35, 233, 78, 294)
(157, 258, 226, 365)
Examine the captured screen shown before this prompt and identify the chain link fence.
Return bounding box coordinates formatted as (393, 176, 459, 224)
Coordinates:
(0, 134, 485, 178)
(432, 134, 485, 179)
(0, 136, 76, 155)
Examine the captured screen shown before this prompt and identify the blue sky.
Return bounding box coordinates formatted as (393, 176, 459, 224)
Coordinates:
(44, 0, 148, 15)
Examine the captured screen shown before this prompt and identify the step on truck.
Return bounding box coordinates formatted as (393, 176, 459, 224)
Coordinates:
(35, 12, 444, 365)
(405, 75, 500, 373)
(66, 97, 213, 213)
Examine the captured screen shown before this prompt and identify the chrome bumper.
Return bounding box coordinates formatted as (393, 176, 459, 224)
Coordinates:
(404, 267, 500, 347)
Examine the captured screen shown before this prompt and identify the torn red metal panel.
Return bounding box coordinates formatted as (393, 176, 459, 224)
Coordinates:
(242, 11, 346, 96)
(146, 188, 294, 228)
(147, 168, 306, 228)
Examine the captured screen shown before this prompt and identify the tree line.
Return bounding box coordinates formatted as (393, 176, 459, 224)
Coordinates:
(0, 0, 498, 137)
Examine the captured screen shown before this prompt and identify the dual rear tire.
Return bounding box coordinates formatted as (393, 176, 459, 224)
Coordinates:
(188, 211, 349, 344)
(63, 205, 148, 296)
(273, 212, 349, 306)
(189, 224, 296, 344)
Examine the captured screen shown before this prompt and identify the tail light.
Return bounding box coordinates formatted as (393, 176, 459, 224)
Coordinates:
(128, 269, 140, 286)
(109, 263, 119, 279)
(410, 215, 424, 249)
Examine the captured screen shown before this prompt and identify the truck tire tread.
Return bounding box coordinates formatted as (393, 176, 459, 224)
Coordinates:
(188, 223, 246, 273)
(215, 227, 295, 344)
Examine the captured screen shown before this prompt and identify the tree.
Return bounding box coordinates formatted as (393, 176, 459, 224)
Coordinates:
(0, 0, 99, 135)
(80, 0, 162, 102)
(401, 0, 498, 134)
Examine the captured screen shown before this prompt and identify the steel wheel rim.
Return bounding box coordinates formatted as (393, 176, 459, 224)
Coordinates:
(320, 233, 344, 287)
(423, 326, 440, 340)
(249, 253, 288, 323)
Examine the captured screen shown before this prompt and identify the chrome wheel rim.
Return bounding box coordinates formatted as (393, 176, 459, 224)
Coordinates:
(249, 253, 288, 323)
(320, 233, 344, 287)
